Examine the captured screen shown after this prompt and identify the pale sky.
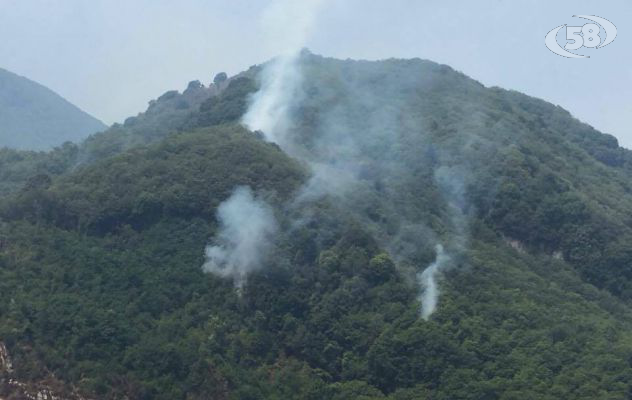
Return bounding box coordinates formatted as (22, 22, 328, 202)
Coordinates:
(0, 0, 630, 146)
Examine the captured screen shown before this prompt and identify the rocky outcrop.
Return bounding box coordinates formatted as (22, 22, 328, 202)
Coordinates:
(0, 341, 90, 400)
(0, 342, 12, 374)
(506, 238, 526, 253)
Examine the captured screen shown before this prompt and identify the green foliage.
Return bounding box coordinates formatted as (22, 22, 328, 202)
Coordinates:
(1, 124, 305, 234)
(197, 77, 257, 127)
(2, 54, 632, 400)
(0, 143, 78, 195)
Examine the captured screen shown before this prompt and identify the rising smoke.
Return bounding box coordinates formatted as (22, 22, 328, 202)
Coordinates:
(242, 0, 324, 146)
(203, 0, 323, 287)
(207, 0, 471, 318)
(241, 53, 301, 146)
(418, 244, 451, 320)
(202, 186, 278, 287)
(414, 168, 468, 319)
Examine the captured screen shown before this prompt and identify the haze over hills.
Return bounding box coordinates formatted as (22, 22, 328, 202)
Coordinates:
(0, 68, 107, 151)
(1, 53, 632, 399)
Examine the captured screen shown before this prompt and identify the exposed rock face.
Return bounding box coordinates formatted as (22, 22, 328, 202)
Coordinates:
(0, 342, 12, 374)
(507, 238, 526, 253)
(0, 341, 89, 400)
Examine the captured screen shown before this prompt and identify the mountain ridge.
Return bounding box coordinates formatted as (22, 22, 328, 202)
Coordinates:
(0, 67, 107, 151)
(1, 53, 632, 399)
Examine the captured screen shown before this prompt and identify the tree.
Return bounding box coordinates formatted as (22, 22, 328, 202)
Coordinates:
(213, 72, 228, 86)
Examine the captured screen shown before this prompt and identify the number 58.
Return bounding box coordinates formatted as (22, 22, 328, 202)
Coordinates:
(565, 23, 601, 49)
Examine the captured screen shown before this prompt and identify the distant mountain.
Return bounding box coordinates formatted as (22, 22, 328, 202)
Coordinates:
(0, 68, 107, 150)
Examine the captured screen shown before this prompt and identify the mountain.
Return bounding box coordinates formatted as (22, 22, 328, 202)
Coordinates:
(0, 68, 107, 151)
(0, 73, 251, 195)
(1, 53, 632, 399)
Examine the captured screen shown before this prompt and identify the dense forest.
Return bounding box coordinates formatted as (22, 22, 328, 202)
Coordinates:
(1, 53, 632, 399)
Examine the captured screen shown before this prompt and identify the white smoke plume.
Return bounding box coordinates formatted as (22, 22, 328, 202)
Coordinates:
(204, 1, 324, 288)
(414, 166, 469, 319)
(242, 54, 300, 145)
(202, 186, 278, 287)
(418, 244, 451, 320)
(242, 0, 324, 146)
(238, 0, 472, 316)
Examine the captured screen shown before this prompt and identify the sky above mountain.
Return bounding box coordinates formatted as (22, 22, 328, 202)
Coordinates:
(0, 0, 630, 146)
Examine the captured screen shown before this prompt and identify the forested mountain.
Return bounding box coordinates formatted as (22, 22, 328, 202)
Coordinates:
(0, 68, 106, 151)
(1, 53, 632, 399)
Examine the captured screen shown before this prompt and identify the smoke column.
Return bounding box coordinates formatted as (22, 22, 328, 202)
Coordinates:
(242, 0, 324, 146)
(204, 1, 324, 286)
(418, 244, 451, 320)
(202, 186, 278, 287)
(238, 0, 470, 316)
(415, 166, 468, 319)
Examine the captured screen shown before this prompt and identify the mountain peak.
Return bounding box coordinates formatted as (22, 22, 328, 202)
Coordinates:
(0, 68, 107, 151)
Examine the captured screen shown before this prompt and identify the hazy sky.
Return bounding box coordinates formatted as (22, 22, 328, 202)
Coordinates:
(1, 0, 630, 146)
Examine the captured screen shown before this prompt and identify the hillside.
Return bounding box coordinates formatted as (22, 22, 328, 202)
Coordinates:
(0, 68, 107, 151)
(1, 54, 632, 399)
